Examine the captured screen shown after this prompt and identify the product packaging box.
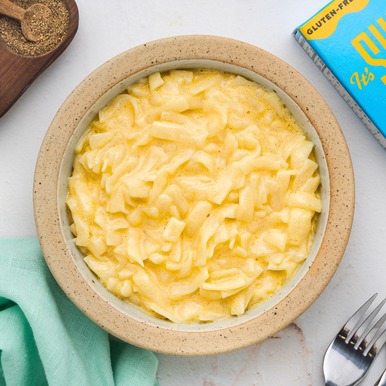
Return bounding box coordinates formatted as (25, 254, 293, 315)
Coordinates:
(293, 0, 386, 148)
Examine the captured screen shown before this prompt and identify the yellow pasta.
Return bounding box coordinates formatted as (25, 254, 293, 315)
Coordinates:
(67, 69, 322, 323)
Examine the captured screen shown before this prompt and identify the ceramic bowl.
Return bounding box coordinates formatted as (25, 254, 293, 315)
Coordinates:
(33, 35, 354, 355)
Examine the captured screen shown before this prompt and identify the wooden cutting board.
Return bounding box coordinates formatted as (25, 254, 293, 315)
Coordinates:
(0, 0, 78, 118)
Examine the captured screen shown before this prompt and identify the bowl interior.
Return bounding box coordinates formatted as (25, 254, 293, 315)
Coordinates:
(58, 59, 330, 332)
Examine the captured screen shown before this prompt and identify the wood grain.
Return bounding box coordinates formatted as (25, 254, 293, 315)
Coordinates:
(0, 0, 78, 118)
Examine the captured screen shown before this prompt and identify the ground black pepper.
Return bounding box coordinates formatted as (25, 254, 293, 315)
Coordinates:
(0, 0, 69, 57)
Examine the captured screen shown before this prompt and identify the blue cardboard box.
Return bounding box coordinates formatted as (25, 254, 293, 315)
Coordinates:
(293, 0, 386, 148)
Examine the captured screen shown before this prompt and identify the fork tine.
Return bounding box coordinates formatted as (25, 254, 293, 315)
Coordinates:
(352, 298, 386, 349)
(365, 327, 386, 357)
(363, 311, 386, 348)
(342, 294, 377, 341)
(362, 311, 386, 355)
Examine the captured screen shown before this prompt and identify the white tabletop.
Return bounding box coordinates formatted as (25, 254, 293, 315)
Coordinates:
(2, 0, 386, 384)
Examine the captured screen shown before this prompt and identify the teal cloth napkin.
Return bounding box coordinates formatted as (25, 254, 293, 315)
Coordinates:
(0, 238, 159, 386)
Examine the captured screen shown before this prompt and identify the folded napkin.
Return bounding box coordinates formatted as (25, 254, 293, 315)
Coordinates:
(0, 238, 159, 386)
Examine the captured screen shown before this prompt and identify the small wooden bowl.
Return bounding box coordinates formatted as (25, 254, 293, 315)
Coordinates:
(0, 0, 78, 118)
(33, 35, 355, 356)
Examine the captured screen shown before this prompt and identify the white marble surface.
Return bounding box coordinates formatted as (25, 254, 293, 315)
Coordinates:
(1, 0, 386, 384)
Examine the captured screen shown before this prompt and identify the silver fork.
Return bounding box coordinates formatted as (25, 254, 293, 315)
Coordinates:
(323, 294, 386, 386)
(374, 369, 386, 386)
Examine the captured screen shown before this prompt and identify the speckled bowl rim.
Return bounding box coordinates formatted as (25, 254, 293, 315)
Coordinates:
(33, 35, 355, 356)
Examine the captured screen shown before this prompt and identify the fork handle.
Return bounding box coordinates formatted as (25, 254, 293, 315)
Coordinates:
(374, 369, 386, 386)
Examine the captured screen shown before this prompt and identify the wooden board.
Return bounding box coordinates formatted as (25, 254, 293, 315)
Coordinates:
(0, 0, 78, 118)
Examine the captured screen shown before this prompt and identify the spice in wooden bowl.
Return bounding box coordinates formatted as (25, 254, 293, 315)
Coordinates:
(0, 0, 69, 57)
